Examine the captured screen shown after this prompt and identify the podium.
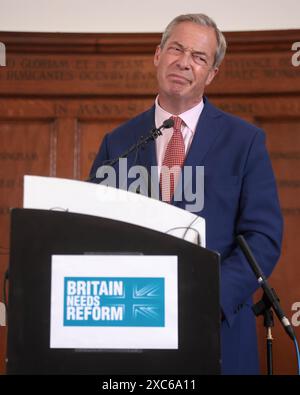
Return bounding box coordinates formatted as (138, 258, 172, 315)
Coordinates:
(7, 177, 220, 374)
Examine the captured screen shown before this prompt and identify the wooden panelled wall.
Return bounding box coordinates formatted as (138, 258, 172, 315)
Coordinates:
(0, 30, 300, 375)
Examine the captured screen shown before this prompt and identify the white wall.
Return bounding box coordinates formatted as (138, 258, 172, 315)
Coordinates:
(0, 0, 299, 32)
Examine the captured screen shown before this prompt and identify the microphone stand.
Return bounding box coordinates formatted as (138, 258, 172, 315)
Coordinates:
(236, 234, 297, 375)
(87, 118, 174, 182)
(106, 120, 173, 167)
(252, 289, 275, 375)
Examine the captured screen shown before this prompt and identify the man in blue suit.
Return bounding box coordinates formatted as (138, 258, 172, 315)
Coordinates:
(90, 14, 283, 374)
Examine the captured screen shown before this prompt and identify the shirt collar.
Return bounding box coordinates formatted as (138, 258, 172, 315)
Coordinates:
(155, 96, 204, 134)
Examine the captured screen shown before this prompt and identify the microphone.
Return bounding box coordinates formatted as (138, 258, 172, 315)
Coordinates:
(236, 234, 296, 341)
(161, 117, 174, 129)
(139, 117, 174, 141)
(87, 118, 174, 182)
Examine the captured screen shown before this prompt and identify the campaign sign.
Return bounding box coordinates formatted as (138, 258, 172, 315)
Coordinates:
(64, 277, 165, 327)
(50, 255, 178, 349)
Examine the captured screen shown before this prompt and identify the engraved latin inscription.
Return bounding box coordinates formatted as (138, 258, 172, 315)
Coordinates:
(214, 99, 300, 117)
(54, 101, 152, 118)
(223, 55, 300, 82)
(223, 58, 271, 80)
(6, 58, 73, 81)
(1, 55, 156, 92)
(278, 180, 300, 188)
(270, 152, 300, 160)
(0, 179, 17, 188)
(0, 151, 38, 161)
(282, 208, 300, 216)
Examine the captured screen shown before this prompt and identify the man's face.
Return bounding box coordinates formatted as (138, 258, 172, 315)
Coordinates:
(154, 22, 219, 110)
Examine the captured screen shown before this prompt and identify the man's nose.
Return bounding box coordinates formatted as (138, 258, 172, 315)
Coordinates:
(176, 50, 192, 69)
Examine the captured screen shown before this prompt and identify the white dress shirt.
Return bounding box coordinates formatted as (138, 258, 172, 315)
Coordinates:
(154, 96, 204, 175)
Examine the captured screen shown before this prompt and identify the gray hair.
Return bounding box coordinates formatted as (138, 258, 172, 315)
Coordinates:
(160, 14, 227, 68)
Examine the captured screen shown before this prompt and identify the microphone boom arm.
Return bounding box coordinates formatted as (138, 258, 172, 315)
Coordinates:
(87, 118, 174, 181)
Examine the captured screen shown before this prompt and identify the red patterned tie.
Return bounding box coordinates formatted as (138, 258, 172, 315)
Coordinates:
(160, 116, 185, 202)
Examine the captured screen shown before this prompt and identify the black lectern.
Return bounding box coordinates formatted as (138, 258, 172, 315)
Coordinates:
(7, 208, 220, 374)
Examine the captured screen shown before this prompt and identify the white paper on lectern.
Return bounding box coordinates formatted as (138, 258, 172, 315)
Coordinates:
(23, 175, 205, 246)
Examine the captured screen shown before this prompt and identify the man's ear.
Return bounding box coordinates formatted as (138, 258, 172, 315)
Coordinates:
(153, 45, 161, 67)
(205, 67, 219, 86)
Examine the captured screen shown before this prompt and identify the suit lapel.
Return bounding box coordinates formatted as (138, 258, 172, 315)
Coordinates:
(172, 98, 223, 207)
(184, 98, 223, 167)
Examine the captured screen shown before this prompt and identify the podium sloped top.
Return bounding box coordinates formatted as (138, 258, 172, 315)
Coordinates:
(23, 175, 206, 246)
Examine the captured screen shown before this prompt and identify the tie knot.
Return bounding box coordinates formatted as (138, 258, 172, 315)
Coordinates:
(172, 116, 183, 132)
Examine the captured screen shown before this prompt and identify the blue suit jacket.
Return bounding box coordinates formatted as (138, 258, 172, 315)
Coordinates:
(90, 98, 283, 374)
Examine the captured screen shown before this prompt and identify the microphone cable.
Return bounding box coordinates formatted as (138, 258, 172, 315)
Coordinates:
(165, 225, 201, 246)
(294, 337, 300, 375)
